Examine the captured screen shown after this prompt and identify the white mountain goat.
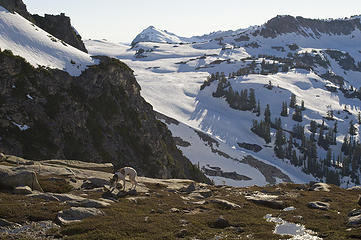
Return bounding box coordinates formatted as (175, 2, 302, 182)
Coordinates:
(109, 167, 137, 191)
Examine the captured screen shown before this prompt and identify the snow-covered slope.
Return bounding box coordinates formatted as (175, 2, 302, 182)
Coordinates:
(131, 26, 202, 46)
(0, 6, 97, 76)
(86, 14, 361, 187)
(156, 113, 315, 186)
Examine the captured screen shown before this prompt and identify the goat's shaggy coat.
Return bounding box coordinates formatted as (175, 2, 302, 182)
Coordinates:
(110, 167, 137, 191)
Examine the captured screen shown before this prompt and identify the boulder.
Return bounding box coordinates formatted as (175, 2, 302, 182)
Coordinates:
(52, 193, 86, 202)
(245, 193, 285, 209)
(237, 142, 262, 152)
(175, 229, 188, 238)
(193, 200, 207, 205)
(56, 207, 105, 225)
(0, 152, 6, 161)
(309, 182, 330, 192)
(67, 199, 111, 208)
(0, 168, 43, 192)
(13, 186, 33, 195)
(348, 214, 361, 227)
(170, 208, 180, 213)
(188, 192, 205, 200)
(348, 209, 361, 217)
(29, 192, 87, 203)
(195, 189, 212, 198)
(0, 218, 15, 227)
(307, 201, 330, 210)
(185, 182, 196, 193)
(210, 198, 241, 209)
(212, 215, 230, 228)
(28, 193, 60, 201)
(81, 178, 110, 189)
(126, 196, 147, 204)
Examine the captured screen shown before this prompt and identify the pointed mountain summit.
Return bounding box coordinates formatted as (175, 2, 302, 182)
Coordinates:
(131, 26, 202, 46)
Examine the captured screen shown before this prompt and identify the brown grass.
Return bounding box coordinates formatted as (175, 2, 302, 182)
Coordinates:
(0, 178, 360, 239)
(0, 192, 64, 223)
(37, 174, 73, 194)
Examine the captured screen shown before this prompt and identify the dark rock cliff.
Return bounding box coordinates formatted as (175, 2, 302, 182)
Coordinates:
(32, 13, 88, 53)
(260, 15, 361, 38)
(0, 50, 209, 183)
(0, 0, 32, 21)
(0, 0, 88, 53)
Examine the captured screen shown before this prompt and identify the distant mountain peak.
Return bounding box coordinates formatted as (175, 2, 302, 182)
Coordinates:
(131, 26, 206, 46)
(131, 26, 183, 46)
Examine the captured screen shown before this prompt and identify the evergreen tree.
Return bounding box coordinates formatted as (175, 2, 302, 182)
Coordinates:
(264, 104, 271, 124)
(326, 128, 334, 146)
(327, 110, 334, 120)
(256, 100, 261, 116)
(292, 123, 304, 140)
(309, 120, 318, 133)
(342, 155, 350, 176)
(326, 169, 340, 186)
(341, 135, 350, 155)
(249, 88, 256, 110)
(349, 120, 357, 136)
(291, 150, 298, 166)
(290, 93, 297, 108)
(325, 148, 332, 167)
(307, 139, 318, 174)
(280, 101, 288, 117)
(352, 143, 361, 172)
(274, 117, 282, 130)
(266, 80, 273, 89)
(265, 123, 271, 144)
(251, 120, 271, 144)
(274, 126, 286, 159)
(333, 120, 338, 134)
(292, 106, 302, 122)
(286, 135, 293, 160)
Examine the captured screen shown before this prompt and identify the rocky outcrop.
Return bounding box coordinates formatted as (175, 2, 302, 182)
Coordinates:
(210, 199, 241, 209)
(309, 182, 330, 192)
(56, 207, 105, 225)
(0, 167, 43, 191)
(0, 51, 209, 183)
(0, 0, 33, 21)
(0, 0, 88, 53)
(202, 166, 252, 181)
(347, 209, 361, 227)
(32, 13, 88, 53)
(240, 155, 292, 184)
(260, 15, 361, 38)
(307, 201, 330, 210)
(13, 186, 32, 194)
(237, 142, 262, 152)
(245, 192, 286, 209)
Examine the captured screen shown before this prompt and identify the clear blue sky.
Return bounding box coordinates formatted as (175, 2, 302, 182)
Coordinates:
(23, 0, 361, 43)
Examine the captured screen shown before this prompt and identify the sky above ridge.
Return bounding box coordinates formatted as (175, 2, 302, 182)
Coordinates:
(23, 0, 361, 43)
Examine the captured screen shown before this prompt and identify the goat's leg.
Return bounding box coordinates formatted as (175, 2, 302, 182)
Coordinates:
(131, 179, 137, 190)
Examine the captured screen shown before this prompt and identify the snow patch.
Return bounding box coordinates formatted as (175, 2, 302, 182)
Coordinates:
(265, 214, 322, 239)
